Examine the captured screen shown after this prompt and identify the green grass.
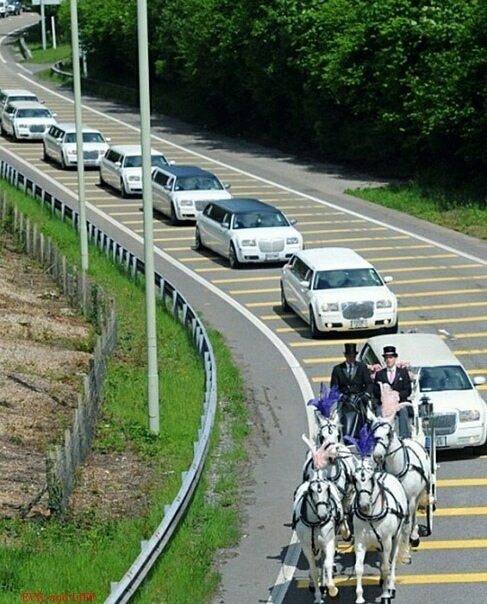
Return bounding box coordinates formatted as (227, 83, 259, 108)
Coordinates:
(23, 42, 71, 65)
(347, 181, 487, 240)
(0, 182, 250, 603)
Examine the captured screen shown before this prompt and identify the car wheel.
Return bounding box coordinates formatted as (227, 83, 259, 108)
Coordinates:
(120, 179, 129, 198)
(42, 145, 49, 162)
(281, 283, 290, 311)
(170, 203, 180, 226)
(228, 243, 240, 269)
(194, 227, 204, 250)
(60, 154, 67, 170)
(12, 128, 18, 141)
(99, 172, 105, 187)
(309, 307, 321, 339)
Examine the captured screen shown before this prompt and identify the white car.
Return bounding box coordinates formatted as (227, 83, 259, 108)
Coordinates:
(0, 101, 57, 140)
(152, 164, 232, 224)
(358, 333, 487, 451)
(280, 247, 398, 338)
(43, 123, 110, 169)
(195, 198, 303, 268)
(99, 144, 172, 197)
(0, 88, 41, 108)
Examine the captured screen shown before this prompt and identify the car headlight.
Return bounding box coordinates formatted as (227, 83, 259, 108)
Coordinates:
(459, 410, 480, 422)
(127, 175, 141, 182)
(179, 200, 194, 207)
(321, 302, 339, 312)
(67, 149, 77, 156)
(17, 122, 29, 129)
(376, 299, 393, 308)
(286, 237, 300, 245)
(240, 239, 257, 247)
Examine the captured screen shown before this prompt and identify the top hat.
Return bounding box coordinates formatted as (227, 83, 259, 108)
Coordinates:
(382, 345, 398, 357)
(343, 343, 358, 355)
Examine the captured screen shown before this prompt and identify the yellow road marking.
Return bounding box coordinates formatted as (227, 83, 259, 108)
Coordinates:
(296, 572, 487, 589)
(337, 539, 487, 553)
(417, 507, 487, 516)
(437, 478, 487, 487)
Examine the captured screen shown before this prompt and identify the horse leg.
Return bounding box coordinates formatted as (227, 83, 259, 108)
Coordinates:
(301, 543, 322, 603)
(323, 536, 339, 598)
(354, 539, 366, 604)
(409, 503, 420, 548)
(379, 537, 393, 602)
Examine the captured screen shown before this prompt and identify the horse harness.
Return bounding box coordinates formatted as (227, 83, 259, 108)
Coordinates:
(293, 478, 343, 556)
(374, 423, 430, 487)
(353, 469, 408, 552)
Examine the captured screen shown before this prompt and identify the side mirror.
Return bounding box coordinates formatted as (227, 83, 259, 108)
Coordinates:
(221, 221, 230, 229)
(383, 276, 393, 283)
(225, 183, 231, 190)
(300, 280, 310, 289)
(473, 376, 486, 386)
(289, 218, 297, 225)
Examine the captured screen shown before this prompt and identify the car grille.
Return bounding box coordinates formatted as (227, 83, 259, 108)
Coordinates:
(431, 412, 457, 436)
(29, 125, 46, 133)
(258, 239, 285, 253)
(194, 200, 210, 211)
(341, 300, 374, 319)
(84, 150, 99, 160)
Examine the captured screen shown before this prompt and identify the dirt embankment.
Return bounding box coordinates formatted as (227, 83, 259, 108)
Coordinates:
(0, 233, 152, 521)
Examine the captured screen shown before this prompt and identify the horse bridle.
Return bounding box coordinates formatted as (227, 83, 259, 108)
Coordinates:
(318, 419, 342, 444)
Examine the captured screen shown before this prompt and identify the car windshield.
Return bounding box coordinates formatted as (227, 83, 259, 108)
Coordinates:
(418, 365, 472, 392)
(17, 109, 51, 118)
(65, 132, 105, 143)
(151, 155, 168, 168)
(312, 268, 383, 290)
(175, 176, 224, 191)
(233, 211, 288, 229)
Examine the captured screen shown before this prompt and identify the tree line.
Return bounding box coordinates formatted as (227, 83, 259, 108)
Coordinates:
(57, 0, 487, 184)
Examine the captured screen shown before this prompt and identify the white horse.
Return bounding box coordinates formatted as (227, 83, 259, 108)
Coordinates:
(351, 458, 409, 604)
(371, 416, 431, 553)
(293, 467, 344, 602)
(302, 434, 358, 542)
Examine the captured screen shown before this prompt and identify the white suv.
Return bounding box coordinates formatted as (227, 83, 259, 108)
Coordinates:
(0, 101, 57, 140)
(99, 144, 172, 197)
(358, 333, 487, 451)
(43, 123, 110, 169)
(151, 164, 232, 224)
(280, 247, 398, 338)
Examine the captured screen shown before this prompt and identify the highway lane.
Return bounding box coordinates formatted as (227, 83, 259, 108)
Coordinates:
(1, 17, 487, 604)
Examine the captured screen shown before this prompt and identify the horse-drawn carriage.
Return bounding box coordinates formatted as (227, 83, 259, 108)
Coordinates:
(293, 380, 438, 603)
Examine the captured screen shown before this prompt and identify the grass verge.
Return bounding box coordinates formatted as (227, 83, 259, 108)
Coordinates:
(346, 181, 487, 241)
(0, 182, 250, 603)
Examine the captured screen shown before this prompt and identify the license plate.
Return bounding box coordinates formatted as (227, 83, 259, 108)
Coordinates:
(265, 253, 279, 261)
(350, 319, 367, 329)
(425, 436, 447, 448)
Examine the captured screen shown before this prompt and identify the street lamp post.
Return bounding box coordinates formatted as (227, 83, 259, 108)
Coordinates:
(137, 0, 160, 434)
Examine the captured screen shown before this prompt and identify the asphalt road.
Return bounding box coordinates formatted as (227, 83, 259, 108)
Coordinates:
(1, 13, 487, 604)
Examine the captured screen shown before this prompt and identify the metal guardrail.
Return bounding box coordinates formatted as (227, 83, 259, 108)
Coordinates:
(0, 159, 218, 603)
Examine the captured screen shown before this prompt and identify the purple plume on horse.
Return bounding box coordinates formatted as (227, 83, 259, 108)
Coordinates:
(344, 424, 379, 458)
(307, 383, 341, 418)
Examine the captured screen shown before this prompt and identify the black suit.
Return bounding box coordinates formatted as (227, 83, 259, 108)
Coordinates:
(330, 361, 373, 397)
(373, 366, 412, 438)
(330, 361, 373, 439)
